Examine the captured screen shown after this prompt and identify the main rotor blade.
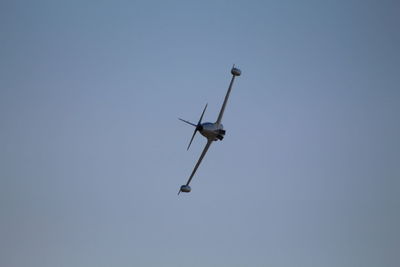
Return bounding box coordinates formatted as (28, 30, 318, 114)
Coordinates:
(187, 128, 198, 150)
(198, 103, 208, 125)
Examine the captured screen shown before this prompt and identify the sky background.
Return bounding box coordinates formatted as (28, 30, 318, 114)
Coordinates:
(1, 0, 399, 266)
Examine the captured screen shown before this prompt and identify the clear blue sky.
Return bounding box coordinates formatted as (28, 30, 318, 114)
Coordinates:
(1, 1, 399, 266)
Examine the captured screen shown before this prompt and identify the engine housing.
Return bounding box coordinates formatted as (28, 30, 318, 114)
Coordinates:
(180, 185, 191, 193)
